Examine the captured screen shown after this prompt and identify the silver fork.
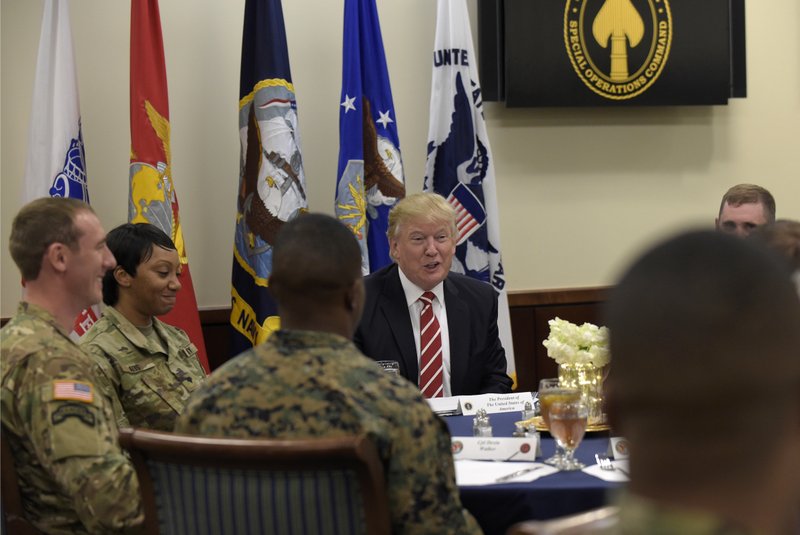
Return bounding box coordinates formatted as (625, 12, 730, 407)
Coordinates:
(595, 453, 629, 477)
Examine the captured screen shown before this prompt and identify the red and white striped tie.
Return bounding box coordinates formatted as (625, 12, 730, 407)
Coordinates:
(418, 291, 444, 398)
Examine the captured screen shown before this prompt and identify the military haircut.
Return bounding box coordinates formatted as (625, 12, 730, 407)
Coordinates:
(718, 183, 776, 223)
(9, 197, 93, 281)
(606, 230, 800, 471)
(102, 223, 177, 306)
(387, 192, 457, 240)
(270, 213, 361, 304)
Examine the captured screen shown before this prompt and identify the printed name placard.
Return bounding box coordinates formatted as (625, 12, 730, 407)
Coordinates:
(459, 392, 535, 415)
(451, 436, 541, 461)
(607, 437, 630, 459)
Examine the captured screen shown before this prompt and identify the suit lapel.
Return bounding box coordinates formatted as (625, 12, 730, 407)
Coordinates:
(444, 277, 469, 396)
(379, 267, 419, 382)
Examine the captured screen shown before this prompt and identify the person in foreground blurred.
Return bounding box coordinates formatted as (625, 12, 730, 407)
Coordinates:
(175, 213, 481, 535)
(750, 219, 800, 294)
(715, 183, 775, 237)
(1, 197, 142, 534)
(81, 223, 206, 431)
(354, 192, 512, 397)
(604, 230, 800, 535)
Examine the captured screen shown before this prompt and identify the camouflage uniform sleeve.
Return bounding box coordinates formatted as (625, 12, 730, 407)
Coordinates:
(18, 356, 143, 533)
(84, 344, 132, 429)
(384, 397, 482, 534)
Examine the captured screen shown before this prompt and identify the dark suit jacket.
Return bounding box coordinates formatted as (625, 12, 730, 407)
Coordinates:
(354, 263, 512, 395)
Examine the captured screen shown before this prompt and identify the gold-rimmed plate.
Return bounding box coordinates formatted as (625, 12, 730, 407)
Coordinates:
(517, 416, 611, 433)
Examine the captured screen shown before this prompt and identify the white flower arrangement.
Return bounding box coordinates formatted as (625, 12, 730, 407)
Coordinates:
(542, 317, 610, 368)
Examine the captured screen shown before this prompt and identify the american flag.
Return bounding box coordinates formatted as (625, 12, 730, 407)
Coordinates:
(53, 381, 93, 403)
(446, 183, 486, 245)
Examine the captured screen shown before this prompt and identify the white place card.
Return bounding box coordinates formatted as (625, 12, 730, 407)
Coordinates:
(425, 396, 461, 416)
(451, 436, 540, 461)
(459, 391, 536, 415)
(607, 437, 630, 459)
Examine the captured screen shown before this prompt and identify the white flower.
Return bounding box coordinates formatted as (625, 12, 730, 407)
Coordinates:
(542, 317, 610, 368)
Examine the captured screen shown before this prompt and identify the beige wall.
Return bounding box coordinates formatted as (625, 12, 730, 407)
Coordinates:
(2, 0, 799, 318)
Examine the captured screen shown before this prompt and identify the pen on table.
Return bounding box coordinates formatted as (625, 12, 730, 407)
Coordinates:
(495, 466, 543, 483)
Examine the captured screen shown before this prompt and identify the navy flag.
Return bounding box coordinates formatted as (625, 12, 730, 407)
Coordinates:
(231, 0, 307, 354)
(335, 0, 405, 274)
(425, 0, 516, 384)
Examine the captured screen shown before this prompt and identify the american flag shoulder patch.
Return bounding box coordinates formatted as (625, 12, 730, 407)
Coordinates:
(52, 381, 94, 403)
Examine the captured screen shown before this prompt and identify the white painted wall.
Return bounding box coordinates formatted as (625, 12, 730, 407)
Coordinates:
(2, 0, 798, 317)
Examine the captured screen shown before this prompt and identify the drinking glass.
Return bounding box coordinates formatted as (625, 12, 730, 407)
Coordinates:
(376, 360, 400, 376)
(548, 399, 589, 471)
(538, 378, 581, 465)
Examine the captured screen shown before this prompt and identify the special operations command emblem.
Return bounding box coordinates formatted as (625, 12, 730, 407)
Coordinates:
(564, 0, 672, 100)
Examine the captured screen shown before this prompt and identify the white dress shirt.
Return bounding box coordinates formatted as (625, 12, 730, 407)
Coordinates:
(397, 268, 452, 397)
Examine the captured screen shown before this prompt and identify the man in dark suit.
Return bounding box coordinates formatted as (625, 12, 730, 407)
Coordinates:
(354, 192, 512, 396)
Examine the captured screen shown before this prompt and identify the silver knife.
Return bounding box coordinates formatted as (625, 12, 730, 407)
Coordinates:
(495, 466, 544, 483)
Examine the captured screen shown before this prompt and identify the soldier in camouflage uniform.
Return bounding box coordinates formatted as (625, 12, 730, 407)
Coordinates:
(601, 231, 800, 535)
(1, 198, 143, 534)
(176, 214, 482, 535)
(81, 223, 206, 431)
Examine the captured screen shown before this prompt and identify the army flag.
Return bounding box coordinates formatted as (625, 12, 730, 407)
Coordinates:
(335, 0, 405, 274)
(129, 0, 209, 372)
(424, 0, 516, 385)
(23, 0, 98, 340)
(231, 0, 308, 354)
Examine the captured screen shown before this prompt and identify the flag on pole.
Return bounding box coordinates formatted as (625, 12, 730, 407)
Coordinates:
(23, 0, 99, 340)
(424, 0, 516, 386)
(230, 0, 308, 354)
(129, 0, 209, 373)
(335, 0, 405, 274)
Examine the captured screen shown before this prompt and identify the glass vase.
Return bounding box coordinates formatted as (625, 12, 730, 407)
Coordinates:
(558, 362, 605, 425)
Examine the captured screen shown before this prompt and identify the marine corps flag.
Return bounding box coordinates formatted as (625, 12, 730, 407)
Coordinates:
(425, 0, 516, 385)
(335, 0, 405, 274)
(129, 0, 209, 373)
(23, 0, 98, 340)
(230, 0, 307, 354)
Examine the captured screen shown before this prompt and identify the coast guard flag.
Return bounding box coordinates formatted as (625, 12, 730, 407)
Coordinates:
(335, 0, 405, 274)
(23, 0, 98, 340)
(231, 0, 308, 354)
(425, 0, 516, 385)
(129, 0, 209, 372)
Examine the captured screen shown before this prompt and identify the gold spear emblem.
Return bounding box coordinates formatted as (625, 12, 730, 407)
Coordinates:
(592, 0, 645, 81)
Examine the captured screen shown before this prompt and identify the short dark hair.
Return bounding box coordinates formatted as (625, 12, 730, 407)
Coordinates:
(606, 231, 800, 480)
(749, 219, 800, 272)
(718, 183, 776, 223)
(9, 197, 93, 280)
(269, 213, 361, 307)
(102, 223, 176, 306)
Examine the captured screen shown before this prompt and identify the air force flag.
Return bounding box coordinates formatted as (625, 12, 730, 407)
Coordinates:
(336, 0, 405, 274)
(425, 0, 516, 384)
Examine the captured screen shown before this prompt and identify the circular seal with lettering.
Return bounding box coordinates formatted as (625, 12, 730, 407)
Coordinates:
(464, 402, 473, 411)
(452, 441, 464, 454)
(520, 443, 532, 454)
(614, 439, 630, 455)
(563, 0, 672, 100)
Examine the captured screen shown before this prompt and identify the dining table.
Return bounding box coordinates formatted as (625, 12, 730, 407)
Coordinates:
(445, 411, 624, 535)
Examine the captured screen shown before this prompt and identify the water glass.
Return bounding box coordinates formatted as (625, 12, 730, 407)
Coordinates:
(376, 360, 400, 376)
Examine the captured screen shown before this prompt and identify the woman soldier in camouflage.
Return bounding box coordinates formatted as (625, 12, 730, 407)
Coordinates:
(81, 223, 206, 431)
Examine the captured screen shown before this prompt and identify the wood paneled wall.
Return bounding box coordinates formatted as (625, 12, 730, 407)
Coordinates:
(200, 287, 609, 392)
(1, 287, 609, 390)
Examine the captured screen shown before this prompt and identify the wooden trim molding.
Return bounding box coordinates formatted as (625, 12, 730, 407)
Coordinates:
(2, 286, 610, 392)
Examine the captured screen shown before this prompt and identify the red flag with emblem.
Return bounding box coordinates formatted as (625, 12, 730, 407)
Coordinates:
(129, 0, 209, 372)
